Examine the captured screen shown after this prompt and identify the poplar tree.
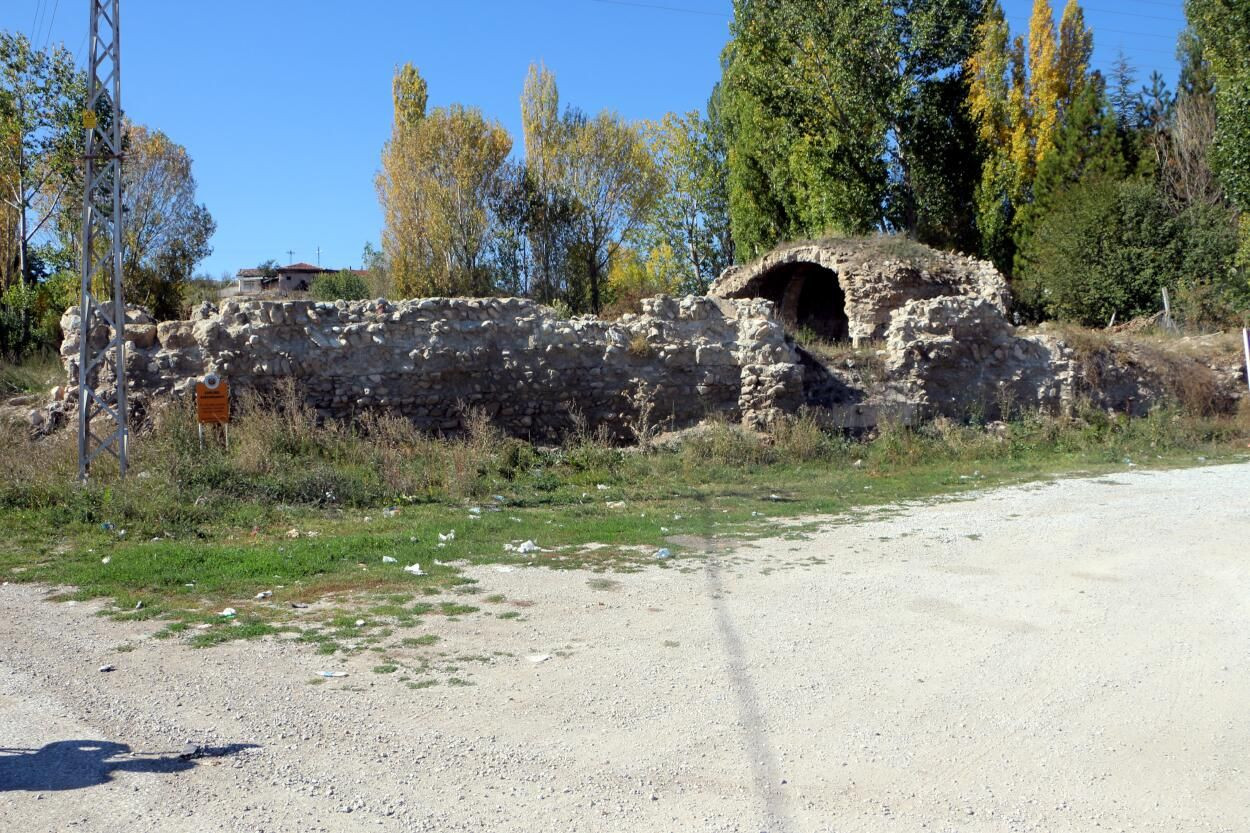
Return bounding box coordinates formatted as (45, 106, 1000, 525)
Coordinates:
(718, 0, 984, 259)
(1027, 0, 1061, 164)
(967, 0, 1030, 267)
(1186, 0, 1250, 262)
(377, 66, 513, 298)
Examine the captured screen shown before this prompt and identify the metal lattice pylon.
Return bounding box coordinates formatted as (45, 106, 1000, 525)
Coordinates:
(77, 0, 127, 481)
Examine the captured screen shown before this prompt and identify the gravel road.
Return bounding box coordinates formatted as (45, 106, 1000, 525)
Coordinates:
(3, 464, 1248, 832)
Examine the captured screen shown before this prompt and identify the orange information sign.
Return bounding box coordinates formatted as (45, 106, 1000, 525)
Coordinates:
(196, 379, 230, 424)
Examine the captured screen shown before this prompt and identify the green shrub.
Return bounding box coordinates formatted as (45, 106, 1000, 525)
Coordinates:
(311, 270, 371, 301)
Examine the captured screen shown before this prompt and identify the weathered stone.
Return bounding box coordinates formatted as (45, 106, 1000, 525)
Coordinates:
(711, 237, 1009, 342)
(59, 295, 801, 441)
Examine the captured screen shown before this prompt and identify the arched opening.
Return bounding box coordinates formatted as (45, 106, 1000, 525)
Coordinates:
(753, 261, 849, 342)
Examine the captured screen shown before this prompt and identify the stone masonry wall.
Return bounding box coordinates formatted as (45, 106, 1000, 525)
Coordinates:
(710, 239, 1010, 342)
(58, 295, 803, 441)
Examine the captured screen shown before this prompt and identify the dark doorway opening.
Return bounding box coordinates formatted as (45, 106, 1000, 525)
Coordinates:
(754, 262, 849, 342)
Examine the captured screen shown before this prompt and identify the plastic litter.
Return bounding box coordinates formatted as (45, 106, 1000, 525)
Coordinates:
(526, 654, 551, 664)
(178, 743, 200, 760)
(382, 507, 400, 518)
(194, 623, 212, 630)
(404, 563, 425, 576)
(116, 529, 126, 538)
(255, 590, 272, 600)
(438, 530, 455, 543)
(134, 601, 143, 610)
(654, 548, 672, 560)
(382, 556, 397, 564)
(98, 664, 115, 673)
(596, 484, 609, 491)
(290, 602, 309, 609)
(492, 495, 506, 503)
(505, 540, 540, 554)
(101, 522, 114, 531)
(468, 507, 482, 516)
(285, 529, 300, 539)
(318, 671, 348, 678)
(354, 619, 365, 627)
(100, 556, 110, 565)
(219, 607, 237, 618)
(606, 501, 626, 509)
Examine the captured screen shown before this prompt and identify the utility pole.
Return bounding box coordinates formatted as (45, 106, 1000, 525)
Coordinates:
(286, 248, 294, 265)
(316, 246, 321, 267)
(77, 0, 128, 481)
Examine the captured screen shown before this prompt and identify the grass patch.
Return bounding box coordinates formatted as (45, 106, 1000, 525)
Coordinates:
(372, 664, 398, 674)
(401, 634, 440, 647)
(189, 621, 283, 648)
(1, 375, 1246, 655)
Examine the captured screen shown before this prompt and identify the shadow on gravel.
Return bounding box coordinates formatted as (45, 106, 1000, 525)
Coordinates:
(0, 740, 258, 792)
(705, 560, 792, 833)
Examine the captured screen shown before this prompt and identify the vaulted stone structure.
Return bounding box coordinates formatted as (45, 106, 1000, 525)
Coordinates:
(709, 238, 1010, 344)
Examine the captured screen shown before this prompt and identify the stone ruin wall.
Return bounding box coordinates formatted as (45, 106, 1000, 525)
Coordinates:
(710, 240, 1010, 342)
(57, 295, 803, 441)
(45, 240, 1245, 439)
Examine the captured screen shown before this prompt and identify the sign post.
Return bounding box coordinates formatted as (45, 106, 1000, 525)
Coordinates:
(1242, 328, 1250, 395)
(195, 373, 230, 448)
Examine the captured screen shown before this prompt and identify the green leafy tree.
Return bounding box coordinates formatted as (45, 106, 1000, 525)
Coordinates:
(0, 33, 85, 288)
(1186, 0, 1250, 262)
(643, 110, 733, 293)
(562, 109, 663, 313)
(719, 0, 984, 259)
(967, 0, 1030, 268)
(1015, 179, 1180, 324)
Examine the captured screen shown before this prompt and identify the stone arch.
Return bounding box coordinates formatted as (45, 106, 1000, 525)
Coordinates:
(752, 261, 850, 342)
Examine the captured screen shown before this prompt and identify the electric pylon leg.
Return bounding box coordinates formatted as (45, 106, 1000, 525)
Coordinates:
(77, 0, 127, 481)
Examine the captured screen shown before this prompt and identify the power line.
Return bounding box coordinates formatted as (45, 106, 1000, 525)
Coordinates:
(29, 0, 46, 43)
(41, 0, 61, 52)
(1072, 5, 1185, 23)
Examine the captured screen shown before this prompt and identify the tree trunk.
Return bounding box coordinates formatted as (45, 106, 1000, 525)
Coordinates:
(589, 251, 600, 315)
(17, 133, 29, 286)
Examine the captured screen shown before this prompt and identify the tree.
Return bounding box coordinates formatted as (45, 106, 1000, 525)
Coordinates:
(719, 0, 984, 258)
(1028, 0, 1062, 164)
(562, 109, 663, 313)
(377, 66, 513, 297)
(1186, 0, 1250, 261)
(0, 33, 84, 289)
(520, 63, 577, 303)
(967, 0, 1031, 268)
(120, 124, 216, 319)
(643, 110, 732, 294)
(1028, 75, 1127, 214)
(1109, 52, 1138, 130)
(377, 63, 430, 294)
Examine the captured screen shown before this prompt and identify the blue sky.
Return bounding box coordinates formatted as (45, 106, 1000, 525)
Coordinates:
(3, 1, 1189, 279)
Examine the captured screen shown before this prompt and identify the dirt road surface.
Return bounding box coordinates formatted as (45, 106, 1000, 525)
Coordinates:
(2, 464, 1248, 832)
